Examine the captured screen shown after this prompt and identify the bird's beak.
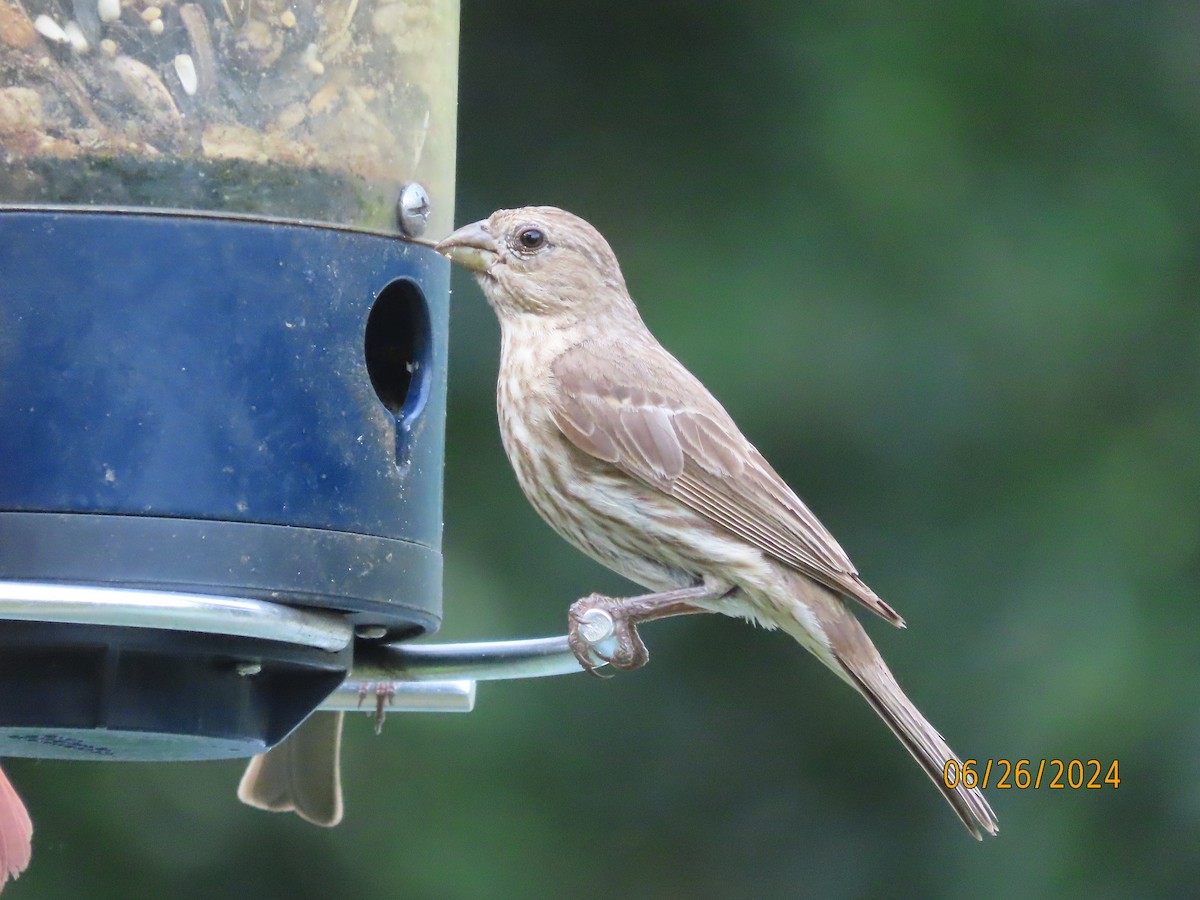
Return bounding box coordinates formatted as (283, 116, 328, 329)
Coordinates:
(435, 220, 499, 274)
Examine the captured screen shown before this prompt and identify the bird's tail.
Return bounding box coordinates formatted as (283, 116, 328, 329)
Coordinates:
(783, 578, 998, 839)
(237, 711, 344, 827)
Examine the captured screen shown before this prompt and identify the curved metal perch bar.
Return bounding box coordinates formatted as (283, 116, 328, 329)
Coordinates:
(351, 634, 598, 682)
(0, 582, 603, 717)
(0, 581, 353, 651)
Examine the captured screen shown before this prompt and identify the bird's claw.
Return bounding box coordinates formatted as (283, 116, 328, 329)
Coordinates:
(356, 681, 396, 733)
(568, 593, 650, 677)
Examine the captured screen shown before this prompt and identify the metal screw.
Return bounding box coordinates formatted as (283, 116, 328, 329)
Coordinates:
(577, 608, 615, 643)
(236, 661, 262, 676)
(396, 183, 431, 237)
(355, 624, 388, 640)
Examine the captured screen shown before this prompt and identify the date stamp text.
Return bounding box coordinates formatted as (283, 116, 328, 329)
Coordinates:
(943, 759, 1120, 790)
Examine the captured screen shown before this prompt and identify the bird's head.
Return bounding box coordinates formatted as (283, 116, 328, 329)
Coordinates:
(436, 206, 636, 323)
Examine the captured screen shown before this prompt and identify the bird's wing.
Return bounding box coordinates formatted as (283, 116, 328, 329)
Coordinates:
(550, 340, 904, 627)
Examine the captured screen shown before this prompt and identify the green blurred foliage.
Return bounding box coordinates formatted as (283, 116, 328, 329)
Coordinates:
(11, 2, 1200, 897)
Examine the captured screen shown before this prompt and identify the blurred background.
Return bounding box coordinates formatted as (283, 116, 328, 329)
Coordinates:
(11, 1, 1200, 897)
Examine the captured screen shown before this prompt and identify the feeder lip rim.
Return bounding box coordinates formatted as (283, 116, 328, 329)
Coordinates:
(0, 203, 437, 246)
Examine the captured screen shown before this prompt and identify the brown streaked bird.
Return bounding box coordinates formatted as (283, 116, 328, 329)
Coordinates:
(437, 206, 998, 839)
(237, 712, 343, 828)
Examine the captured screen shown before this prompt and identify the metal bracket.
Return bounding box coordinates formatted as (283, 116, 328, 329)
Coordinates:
(0, 582, 602, 717)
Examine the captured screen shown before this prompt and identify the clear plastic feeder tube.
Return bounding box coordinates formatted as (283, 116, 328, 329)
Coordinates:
(0, 0, 458, 233)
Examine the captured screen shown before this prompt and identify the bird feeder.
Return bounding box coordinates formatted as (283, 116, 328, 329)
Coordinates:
(0, 0, 462, 760)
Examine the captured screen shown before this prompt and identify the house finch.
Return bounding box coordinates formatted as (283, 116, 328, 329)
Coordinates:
(237, 712, 343, 827)
(436, 206, 998, 839)
(0, 764, 31, 892)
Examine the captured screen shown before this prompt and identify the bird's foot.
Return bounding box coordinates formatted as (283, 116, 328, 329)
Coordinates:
(356, 681, 396, 733)
(568, 593, 650, 677)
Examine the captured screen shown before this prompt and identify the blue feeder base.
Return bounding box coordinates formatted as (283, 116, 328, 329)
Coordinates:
(0, 209, 448, 759)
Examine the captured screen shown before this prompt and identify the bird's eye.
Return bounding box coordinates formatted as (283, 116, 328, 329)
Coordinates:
(515, 227, 546, 251)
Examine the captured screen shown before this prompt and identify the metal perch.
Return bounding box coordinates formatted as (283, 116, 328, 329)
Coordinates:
(0, 582, 610, 719)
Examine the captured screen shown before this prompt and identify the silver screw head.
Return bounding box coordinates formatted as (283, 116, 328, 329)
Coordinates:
(396, 183, 431, 237)
(577, 608, 615, 643)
